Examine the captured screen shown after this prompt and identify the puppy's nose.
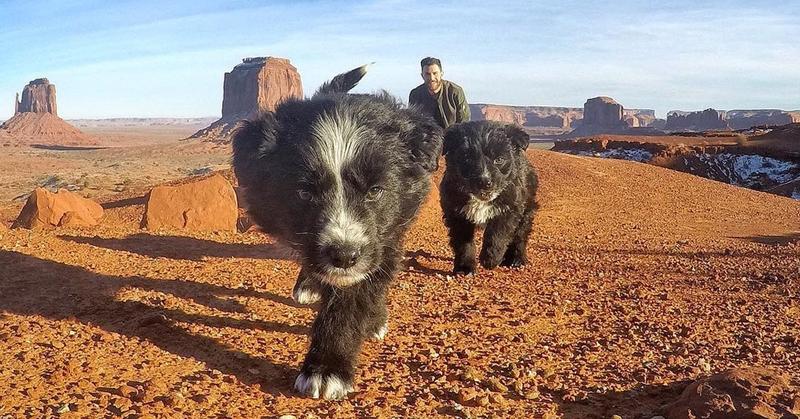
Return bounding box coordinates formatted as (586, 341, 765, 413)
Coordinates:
(325, 245, 361, 269)
(478, 176, 492, 189)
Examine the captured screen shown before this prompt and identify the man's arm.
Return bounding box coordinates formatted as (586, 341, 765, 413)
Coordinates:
(455, 86, 470, 122)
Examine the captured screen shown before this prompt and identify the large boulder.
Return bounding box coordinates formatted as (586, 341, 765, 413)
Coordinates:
(665, 108, 730, 131)
(142, 174, 238, 232)
(666, 367, 800, 419)
(189, 57, 303, 143)
(12, 188, 103, 229)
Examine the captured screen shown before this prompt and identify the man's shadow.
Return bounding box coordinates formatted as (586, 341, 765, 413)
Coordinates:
(0, 250, 306, 395)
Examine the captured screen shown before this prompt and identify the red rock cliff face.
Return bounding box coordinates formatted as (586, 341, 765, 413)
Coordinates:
(666, 108, 730, 131)
(221, 57, 303, 122)
(726, 109, 800, 130)
(190, 57, 303, 143)
(18, 78, 57, 116)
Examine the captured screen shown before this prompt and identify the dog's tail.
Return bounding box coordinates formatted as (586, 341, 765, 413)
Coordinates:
(314, 63, 372, 97)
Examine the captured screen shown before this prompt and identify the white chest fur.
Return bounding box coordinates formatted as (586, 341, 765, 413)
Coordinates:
(461, 196, 503, 225)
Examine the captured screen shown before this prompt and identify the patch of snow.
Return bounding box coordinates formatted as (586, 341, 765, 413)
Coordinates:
(566, 148, 652, 163)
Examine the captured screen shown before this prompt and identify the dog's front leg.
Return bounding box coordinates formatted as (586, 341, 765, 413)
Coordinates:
(292, 266, 323, 304)
(445, 215, 477, 275)
(480, 213, 522, 269)
(295, 285, 382, 399)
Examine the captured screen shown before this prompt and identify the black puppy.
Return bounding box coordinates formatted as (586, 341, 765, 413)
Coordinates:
(440, 121, 538, 275)
(232, 65, 442, 399)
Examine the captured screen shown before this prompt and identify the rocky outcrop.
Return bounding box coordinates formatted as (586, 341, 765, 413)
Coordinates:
(12, 188, 104, 229)
(566, 97, 630, 137)
(666, 367, 800, 419)
(727, 109, 800, 130)
(142, 174, 238, 232)
(470, 103, 657, 136)
(2, 78, 95, 146)
(666, 109, 730, 131)
(189, 57, 303, 143)
(17, 78, 58, 115)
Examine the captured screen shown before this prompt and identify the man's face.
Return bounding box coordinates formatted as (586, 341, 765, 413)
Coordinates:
(421, 64, 443, 93)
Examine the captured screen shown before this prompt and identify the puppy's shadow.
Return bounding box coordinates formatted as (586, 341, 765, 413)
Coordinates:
(61, 233, 296, 262)
(404, 249, 451, 276)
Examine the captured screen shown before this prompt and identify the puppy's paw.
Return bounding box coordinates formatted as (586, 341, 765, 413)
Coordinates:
(500, 257, 527, 268)
(453, 262, 476, 276)
(292, 285, 322, 305)
(479, 252, 503, 269)
(370, 321, 388, 340)
(479, 259, 500, 270)
(294, 372, 354, 400)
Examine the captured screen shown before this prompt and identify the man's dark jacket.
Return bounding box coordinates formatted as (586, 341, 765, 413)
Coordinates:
(409, 80, 470, 129)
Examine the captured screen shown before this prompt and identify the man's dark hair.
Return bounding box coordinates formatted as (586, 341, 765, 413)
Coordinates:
(420, 57, 442, 71)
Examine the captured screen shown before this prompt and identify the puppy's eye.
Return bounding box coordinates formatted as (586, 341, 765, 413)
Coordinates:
(365, 186, 384, 201)
(493, 157, 506, 165)
(297, 189, 313, 201)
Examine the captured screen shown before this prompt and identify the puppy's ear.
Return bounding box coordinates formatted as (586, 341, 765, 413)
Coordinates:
(232, 112, 280, 182)
(401, 113, 443, 173)
(442, 124, 464, 156)
(504, 124, 530, 151)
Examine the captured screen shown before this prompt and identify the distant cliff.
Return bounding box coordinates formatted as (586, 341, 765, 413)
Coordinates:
(470, 103, 660, 135)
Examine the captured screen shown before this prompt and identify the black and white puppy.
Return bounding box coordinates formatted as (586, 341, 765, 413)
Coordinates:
(440, 121, 538, 275)
(232, 65, 442, 399)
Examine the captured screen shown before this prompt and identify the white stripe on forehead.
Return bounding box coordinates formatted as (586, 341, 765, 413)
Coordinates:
(311, 110, 369, 248)
(311, 110, 366, 176)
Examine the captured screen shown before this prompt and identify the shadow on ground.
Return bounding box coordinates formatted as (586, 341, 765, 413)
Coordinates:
(60, 233, 296, 261)
(0, 250, 306, 395)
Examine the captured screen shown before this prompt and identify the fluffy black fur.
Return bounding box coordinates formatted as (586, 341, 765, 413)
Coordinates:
(232, 65, 442, 399)
(440, 120, 538, 275)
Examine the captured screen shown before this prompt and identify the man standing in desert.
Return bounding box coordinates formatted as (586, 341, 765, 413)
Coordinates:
(409, 57, 470, 129)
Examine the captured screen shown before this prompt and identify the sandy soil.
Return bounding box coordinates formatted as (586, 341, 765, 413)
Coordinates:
(1, 149, 799, 418)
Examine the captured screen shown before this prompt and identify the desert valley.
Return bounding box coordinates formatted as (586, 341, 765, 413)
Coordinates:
(1, 56, 799, 418)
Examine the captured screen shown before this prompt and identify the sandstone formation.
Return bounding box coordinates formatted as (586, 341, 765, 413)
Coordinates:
(16, 78, 58, 115)
(12, 188, 104, 229)
(727, 109, 800, 130)
(189, 57, 303, 143)
(142, 174, 238, 232)
(566, 97, 631, 137)
(666, 368, 800, 419)
(665, 109, 730, 131)
(1, 78, 95, 146)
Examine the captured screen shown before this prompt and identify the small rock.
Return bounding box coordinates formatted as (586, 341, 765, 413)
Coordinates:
(489, 393, 506, 406)
(457, 388, 477, 404)
(524, 389, 540, 400)
(611, 415, 622, 419)
(279, 416, 297, 419)
(698, 358, 712, 373)
(56, 404, 70, 414)
(488, 378, 508, 393)
(117, 385, 138, 399)
(477, 395, 490, 407)
(461, 366, 481, 382)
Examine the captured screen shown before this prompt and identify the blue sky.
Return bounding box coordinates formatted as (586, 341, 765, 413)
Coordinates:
(1, 0, 798, 119)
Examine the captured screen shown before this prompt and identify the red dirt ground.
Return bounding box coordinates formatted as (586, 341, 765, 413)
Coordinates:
(1, 150, 799, 418)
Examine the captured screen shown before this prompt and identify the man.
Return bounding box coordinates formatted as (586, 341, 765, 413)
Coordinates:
(409, 57, 470, 129)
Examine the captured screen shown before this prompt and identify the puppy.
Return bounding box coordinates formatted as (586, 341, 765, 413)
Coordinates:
(440, 121, 538, 275)
(232, 65, 442, 399)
